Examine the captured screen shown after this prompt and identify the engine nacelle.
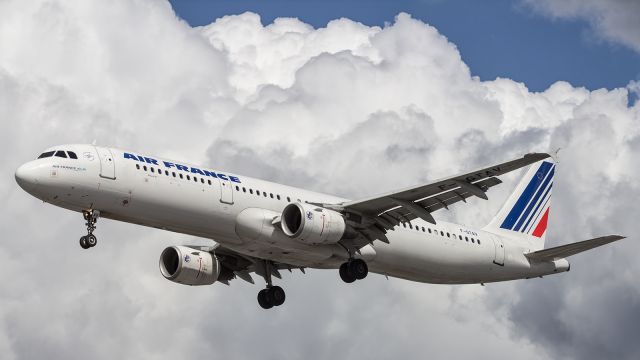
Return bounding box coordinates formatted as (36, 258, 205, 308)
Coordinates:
(281, 202, 346, 245)
(159, 246, 220, 286)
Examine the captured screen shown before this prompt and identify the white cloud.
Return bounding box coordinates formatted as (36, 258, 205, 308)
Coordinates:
(524, 0, 640, 54)
(1, 1, 639, 359)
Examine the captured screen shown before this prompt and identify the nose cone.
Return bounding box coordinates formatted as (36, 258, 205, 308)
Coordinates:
(15, 162, 38, 191)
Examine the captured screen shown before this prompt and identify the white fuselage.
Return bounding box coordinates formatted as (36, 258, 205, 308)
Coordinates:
(15, 144, 568, 285)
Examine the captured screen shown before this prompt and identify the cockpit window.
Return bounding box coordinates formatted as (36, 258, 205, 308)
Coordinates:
(38, 151, 55, 159)
(54, 151, 67, 158)
(67, 151, 78, 159)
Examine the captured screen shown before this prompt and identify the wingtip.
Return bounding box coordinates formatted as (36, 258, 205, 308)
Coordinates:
(524, 152, 552, 161)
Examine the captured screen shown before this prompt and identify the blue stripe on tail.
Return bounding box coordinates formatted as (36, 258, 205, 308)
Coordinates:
(513, 167, 554, 231)
(522, 182, 553, 233)
(500, 161, 553, 230)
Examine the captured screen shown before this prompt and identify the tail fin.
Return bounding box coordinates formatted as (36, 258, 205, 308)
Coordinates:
(484, 158, 556, 250)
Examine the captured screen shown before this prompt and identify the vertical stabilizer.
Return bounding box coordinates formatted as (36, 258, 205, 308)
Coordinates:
(483, 159, 555, 249)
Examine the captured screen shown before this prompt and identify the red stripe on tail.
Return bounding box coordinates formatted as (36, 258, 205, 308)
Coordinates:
(532, 208, 549, 237)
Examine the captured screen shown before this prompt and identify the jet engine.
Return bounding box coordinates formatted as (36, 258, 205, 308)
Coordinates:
(281, 202, 346, 245)
(159, 246, 220, 286)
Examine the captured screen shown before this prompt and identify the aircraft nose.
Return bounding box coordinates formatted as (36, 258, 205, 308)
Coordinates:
(15, 162, 38, 190)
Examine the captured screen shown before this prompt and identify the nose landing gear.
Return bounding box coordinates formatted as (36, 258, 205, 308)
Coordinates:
(79, 210, 100, 249)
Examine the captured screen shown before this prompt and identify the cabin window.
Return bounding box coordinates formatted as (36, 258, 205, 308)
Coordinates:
(194, 177, 198, 182)
(428, 228, 432, 234)
(150, 167, 154, 173)
(440, 231, 444, 236)
(200, 178, 204, 183)
(459, 235, 463, 240)
(471, 238, 475, 243)
(264, 192, 268, 197)
(270, 193, 274, 199)
(477, 239, 481, 245)
(186, 175, 190, 180)
(54, 151, 67, 158)
(287, 196, 291, 202)
(256, 190, 260, 196)
(466, 237, 469, 242)
(136, 164, 140, 170)
(165, 170, 169, 176)
(179, 174, 183, 179)
(250, 189, 253, 194)
(208, 180, 212, 185)
(447, 233, 450, 238)
(67, 151, 78, 159)
(172, 172, 176, 177)
(143, 165, 147, 171)
(242, 187, 246, 193)
(421, 227, 425, 232)
(277, 195, 281, 200)
(236, 186, 240, 191)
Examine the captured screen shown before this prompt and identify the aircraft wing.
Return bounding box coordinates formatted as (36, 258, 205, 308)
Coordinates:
(524, 235, 626, 262)
(187, 244, 306, 285)
(335, 153, 550, 232)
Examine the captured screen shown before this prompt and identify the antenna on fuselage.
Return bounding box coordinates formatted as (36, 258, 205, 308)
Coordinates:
(91, 139, 97, 146)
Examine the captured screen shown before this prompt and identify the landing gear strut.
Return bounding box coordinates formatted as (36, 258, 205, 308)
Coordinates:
(79, 210, 100, 249)
(339, 258, 368, 283)
(257, 260, 286, 309)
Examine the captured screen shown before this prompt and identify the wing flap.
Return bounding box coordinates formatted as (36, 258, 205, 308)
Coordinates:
(341, 152, 550, 215)
(376, 177, 503, 230)
(525, 235, 626, 261)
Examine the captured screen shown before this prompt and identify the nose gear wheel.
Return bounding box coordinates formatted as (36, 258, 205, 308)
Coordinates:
(80, 210, 100, 249)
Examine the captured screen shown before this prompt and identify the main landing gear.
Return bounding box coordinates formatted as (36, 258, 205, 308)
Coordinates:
(257, 261, 286, 309)
(339, 259, 368, 283)
(79, 210, 100, 249)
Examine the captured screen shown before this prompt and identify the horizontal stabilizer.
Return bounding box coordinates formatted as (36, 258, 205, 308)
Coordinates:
(525, 235, 626, 262)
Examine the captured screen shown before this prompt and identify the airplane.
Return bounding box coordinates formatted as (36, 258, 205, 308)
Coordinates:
(15, 144, 626, 309)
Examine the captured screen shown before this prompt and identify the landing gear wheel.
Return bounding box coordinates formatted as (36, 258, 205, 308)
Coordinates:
(86, 234, 97, 247)
(258, 289, 274, 309)
(80, 209, 100, 249)
(257, 260, 287, 309)
(79, 236, 90, 249)
(270, 286, 286, 306)
(349, 259, 368, 280)
(339, 262, 356, 283)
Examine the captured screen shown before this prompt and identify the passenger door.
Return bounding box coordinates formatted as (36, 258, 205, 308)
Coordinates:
(492, 237, 505, 266)
(94, 146, 116, 180)
(219, 177, 233, 204)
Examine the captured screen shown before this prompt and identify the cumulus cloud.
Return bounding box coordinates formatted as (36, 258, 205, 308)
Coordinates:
(1, 1, 639, 359)
(524, 0, 640, 54)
